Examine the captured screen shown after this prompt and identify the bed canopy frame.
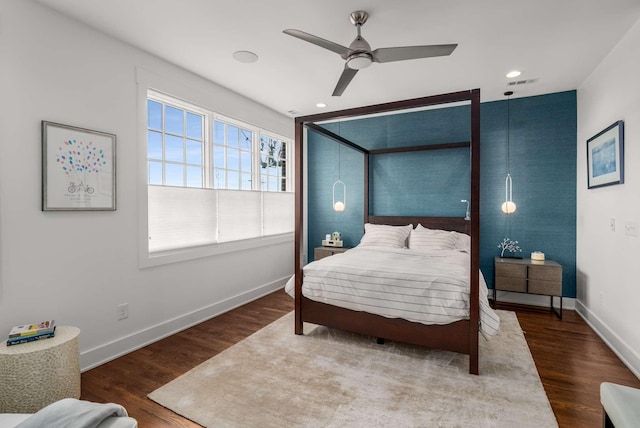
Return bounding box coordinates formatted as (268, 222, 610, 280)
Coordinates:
(293, 89, 481, 374)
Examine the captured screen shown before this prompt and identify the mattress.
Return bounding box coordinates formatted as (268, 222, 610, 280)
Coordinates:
(285, 246, 500, 338)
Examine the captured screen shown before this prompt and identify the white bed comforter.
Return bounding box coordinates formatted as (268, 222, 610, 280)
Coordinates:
(285, 247, 500, 338)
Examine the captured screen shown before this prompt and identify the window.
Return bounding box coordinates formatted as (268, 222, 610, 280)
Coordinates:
(146, 90, 293, 255)
(213, 120, 253, 190)
(147, 93, 290, 193)
(260, 134, 288, 192)
(147, 99, 205, 188)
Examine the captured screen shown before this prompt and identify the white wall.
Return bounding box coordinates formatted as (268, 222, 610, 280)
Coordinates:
(576, 17, 640, 378)
(0, 1, 293, 370)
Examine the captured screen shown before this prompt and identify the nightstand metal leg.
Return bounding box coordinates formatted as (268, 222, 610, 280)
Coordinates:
(551, 295, 562, 320)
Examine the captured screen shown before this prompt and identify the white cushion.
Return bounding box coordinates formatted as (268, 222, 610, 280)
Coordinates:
(358, 223, 412, 249)
(0, 414, 31, 427)
(601, 382, 640, 428)
(0, 413, 138, 428)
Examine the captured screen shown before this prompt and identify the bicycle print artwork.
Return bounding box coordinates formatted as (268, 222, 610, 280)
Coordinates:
(42, 121, 116, 211)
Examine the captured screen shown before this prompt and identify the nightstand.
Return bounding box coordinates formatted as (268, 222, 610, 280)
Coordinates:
(314, 246, 350, 261)
(493, 256, 563, 319)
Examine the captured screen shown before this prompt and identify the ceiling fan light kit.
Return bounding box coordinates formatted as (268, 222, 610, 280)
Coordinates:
(283, 11, 457, 96)
(346, 52, 372, 70)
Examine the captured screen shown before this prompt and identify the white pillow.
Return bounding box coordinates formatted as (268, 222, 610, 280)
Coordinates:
(453, 231, 471, 252)
(358, 223, 413, 249)
(409, 224, 457, 251)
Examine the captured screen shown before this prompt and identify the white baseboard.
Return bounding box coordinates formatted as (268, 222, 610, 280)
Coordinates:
(574, 300, 640, 379)
(80, 276, 290, 372)
(491, 290, 576, 311)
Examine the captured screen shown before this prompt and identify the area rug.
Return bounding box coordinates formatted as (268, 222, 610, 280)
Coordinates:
(148, 310, 557, 427)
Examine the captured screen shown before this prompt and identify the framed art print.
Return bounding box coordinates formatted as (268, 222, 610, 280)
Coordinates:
(587, 120, 624, 189)
(42, 121, 116, 210)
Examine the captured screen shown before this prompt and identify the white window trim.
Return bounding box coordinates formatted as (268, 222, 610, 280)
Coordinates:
(136, 68, 293, 268)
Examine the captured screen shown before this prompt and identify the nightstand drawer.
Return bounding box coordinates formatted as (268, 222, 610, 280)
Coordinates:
(528, 280, 561, 296)
(495, 263, 526, 278)
(528, 265, 562, 282)
(314, 247, 349, 261)
(495, 277, 527, 292)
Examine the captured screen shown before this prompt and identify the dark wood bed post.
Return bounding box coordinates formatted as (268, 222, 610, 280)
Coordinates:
(364, 152, 369, 223)
(469, 88, 481, 375)
(294, 119, 304, 335)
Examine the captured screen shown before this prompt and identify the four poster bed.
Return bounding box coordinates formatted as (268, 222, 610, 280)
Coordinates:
(290, 89, 493, 375)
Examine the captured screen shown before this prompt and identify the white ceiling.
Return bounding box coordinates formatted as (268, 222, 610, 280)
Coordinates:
(36, 0, 640, 117)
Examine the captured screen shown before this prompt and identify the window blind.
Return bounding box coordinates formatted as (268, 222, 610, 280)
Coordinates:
(148, 186, 293, 253)
(263, 192, 294, 236)
(148, 186, 218, 253)
(217, 190, 262, 243)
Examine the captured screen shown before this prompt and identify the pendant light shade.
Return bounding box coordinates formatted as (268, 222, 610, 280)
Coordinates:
(333, 179, 346, 212)
(501, 201, 516, 214)
(501, 174, 516, 213)
(502, 91, 516, 214)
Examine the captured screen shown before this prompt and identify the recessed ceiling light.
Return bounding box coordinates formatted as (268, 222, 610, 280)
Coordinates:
(233, 50, 259, 63)
(316, 102, 327, 108)
(506, 70, 521, 78)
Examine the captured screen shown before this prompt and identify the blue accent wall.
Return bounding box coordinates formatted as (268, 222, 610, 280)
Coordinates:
(307, 134, 365, 252)
(480, 92, 577, 298)
(307, 91, 577, 298)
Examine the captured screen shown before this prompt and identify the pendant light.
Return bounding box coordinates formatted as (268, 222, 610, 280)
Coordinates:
(501, 91, 516, 214)
(333, 141, 346, 212)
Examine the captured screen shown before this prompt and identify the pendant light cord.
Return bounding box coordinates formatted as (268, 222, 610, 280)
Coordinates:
(338, 143, 341, 180)
(506, 93, 511, 174)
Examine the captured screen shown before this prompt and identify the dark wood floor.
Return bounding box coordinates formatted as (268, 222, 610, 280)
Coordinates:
(501, 302, 640, 427)
(81, 291, 640, 427)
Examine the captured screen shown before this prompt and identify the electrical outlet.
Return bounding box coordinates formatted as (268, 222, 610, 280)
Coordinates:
(117, 303, 129, 320)
(610, 218, 616, 232)
(624, 222, 639, 237)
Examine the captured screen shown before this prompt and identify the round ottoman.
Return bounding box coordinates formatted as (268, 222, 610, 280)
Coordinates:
(0, 326, 81, 413)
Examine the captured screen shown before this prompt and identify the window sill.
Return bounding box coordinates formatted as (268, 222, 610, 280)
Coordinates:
(139, 233, 293, 268)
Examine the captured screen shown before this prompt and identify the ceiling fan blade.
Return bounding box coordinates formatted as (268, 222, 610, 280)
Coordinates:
(283, 29, 350, 58)
(372, 44, 457, 63)
(332, 66, 358, 96)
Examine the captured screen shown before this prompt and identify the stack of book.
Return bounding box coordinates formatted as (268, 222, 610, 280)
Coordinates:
(7, 320, 56, 346)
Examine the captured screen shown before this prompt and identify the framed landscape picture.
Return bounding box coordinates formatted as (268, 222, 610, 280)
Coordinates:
(587, 120, 624, 189)
(42, 121, 117, 210)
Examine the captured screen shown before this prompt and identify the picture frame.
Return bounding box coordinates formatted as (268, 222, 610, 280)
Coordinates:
(587, 120, 624, 189)
(42, 121, 117, 211)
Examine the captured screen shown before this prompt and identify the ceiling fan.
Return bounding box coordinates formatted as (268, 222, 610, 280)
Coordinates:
(283, 11, 457, 96)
